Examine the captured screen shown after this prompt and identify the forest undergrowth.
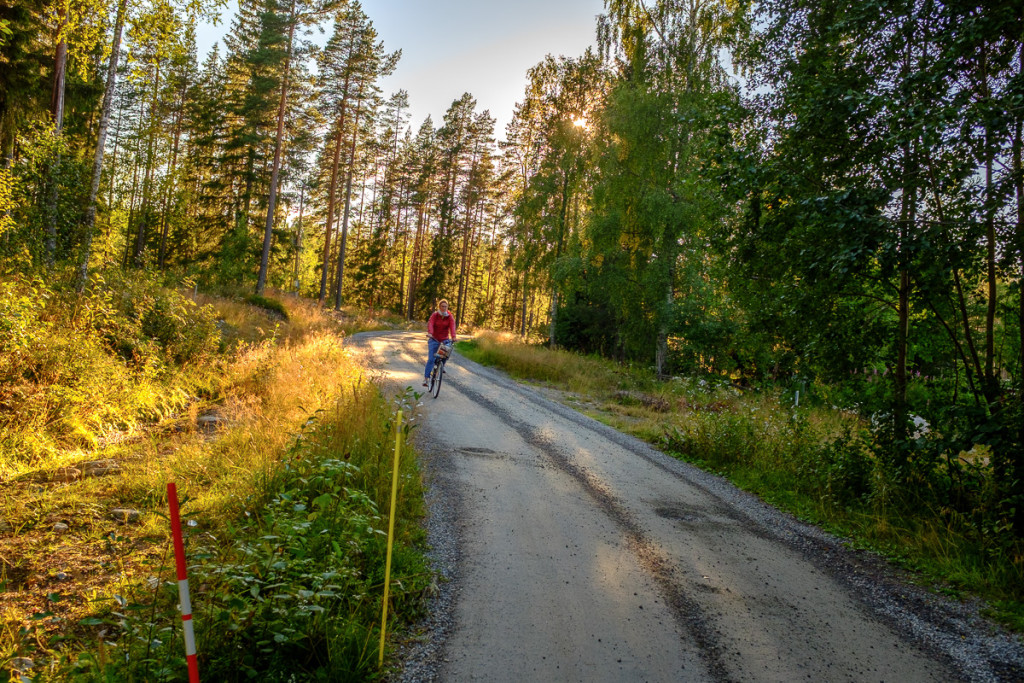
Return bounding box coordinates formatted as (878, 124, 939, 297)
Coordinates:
(458, 331, 1024, 632)
(0, 270, 429, 681)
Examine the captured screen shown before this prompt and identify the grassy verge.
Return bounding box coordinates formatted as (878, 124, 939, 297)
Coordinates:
(1, 272, 430, 680)
(457, 331, 1024, 631)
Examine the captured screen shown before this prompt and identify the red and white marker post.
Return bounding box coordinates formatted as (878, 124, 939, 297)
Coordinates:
(167, 482, 200, 683)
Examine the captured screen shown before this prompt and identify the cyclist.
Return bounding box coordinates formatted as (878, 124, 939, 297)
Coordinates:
(424, 298, 457, 386)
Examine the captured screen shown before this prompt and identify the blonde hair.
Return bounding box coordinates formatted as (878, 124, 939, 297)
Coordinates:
(438, 299, 449, 308)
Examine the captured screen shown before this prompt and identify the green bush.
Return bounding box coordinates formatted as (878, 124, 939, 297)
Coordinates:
(800, 430, 875, 508)
(0, 276, 49, 380)
(2, 121, 90, 267)
(554, 296, 617, 356)
(82, 271, 220, 366)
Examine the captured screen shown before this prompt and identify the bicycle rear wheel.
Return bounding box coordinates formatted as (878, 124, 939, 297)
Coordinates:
(431, 361, 443, 398)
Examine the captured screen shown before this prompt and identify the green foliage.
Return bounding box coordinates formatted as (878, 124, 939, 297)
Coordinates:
(726, 0, 1024, 520)
(65, 395, 428, 682)
(553, 294, 617, 356)
(0, 274, 49, 360)
(0, 270, 220, 472)
(0, 166, 16, 237)
(212, 222, 258, 290)
(93, 270, 221, 366)
(581, 20, 742, 371)
(3, 121, 90, 267)
(798, 429, 874, 509)
(346, 225, 391, 309)
(416, 232, 454, 314)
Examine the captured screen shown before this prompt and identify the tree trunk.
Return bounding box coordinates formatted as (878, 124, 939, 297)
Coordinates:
(122, 130, 143, 267)
(294, 182, 305, 293)
(895, 204, 912, 437)
(655, 280, 670, 379)
(45, 8, 68, 267)
(505, 270, 517, 331)
(520, 269, 529, 337)
(334, 95, 363, 310)
(456, 197, 473, 324)
(468, 197, 486, 326)
(257, 0, 297, 295)
(979, 43, 998, 403)
(1011, 43, 1024, 535)
(104, 92, 126, 252)
(158, 91, 185, 268)
(485, 213, 499, 324)
(318, 129, 344, 303)
(50, 37, 66, 128)
(78, 0, 126, 289)
(1015, 45, 1024, 400)
(893, 54, 916, 437)
(550, 170, 572, 348)
(407, 198, 427, 319)
(132, 62, 161, 267)
(654, 220, 679, 379)
(240, 146, 255, 230)
(318, 76, 351, 304)
(396, 182, 408, 312)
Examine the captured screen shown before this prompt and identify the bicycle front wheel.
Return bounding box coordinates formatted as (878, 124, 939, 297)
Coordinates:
(431, 361, 443, 398)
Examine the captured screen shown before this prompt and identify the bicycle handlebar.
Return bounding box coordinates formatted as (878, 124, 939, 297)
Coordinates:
(427, 336, 455, 345)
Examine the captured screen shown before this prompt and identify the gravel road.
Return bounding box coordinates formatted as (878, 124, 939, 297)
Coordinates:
(348, 331, 1024, 683)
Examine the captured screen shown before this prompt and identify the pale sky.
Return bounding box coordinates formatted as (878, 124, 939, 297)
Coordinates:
(196, 0, 608, 140)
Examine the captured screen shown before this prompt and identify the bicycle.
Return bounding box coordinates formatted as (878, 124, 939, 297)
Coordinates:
(427, 339, 453, 398)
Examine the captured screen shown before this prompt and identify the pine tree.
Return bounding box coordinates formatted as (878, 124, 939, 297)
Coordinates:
(255, 0, 344, 295)
(405, 116, 439, 320)
(314, 2, 398, 307)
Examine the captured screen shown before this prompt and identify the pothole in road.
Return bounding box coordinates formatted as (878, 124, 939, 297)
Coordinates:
(654, 504, 704, 524)
(458, 447, 497, 455)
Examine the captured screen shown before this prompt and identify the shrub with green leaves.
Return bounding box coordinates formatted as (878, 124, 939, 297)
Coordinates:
(798, 429, 874, 508)
(93, 271, 220, 366)
(0, 276, 49, 378)
(0, 166, 17, 237)
(3, 119, 89, 266)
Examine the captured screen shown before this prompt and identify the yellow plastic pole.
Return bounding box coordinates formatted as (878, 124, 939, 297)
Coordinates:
(379, 409, 402, 668)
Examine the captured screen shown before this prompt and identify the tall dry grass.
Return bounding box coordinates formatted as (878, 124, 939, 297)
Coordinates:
(463, 330, 643, 395)
(1, 283, 431, 678)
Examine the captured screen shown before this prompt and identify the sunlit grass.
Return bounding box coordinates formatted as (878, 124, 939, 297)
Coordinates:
(0, 273, 223, 478)
(0, 280, 430, 678)
(459, 330, 642, 395)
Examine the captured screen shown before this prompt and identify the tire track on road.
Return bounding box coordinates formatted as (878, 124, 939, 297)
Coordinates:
(453, 377, 732, 680)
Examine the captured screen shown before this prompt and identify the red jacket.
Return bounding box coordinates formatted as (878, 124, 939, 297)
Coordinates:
(428, 311, 457, 342)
